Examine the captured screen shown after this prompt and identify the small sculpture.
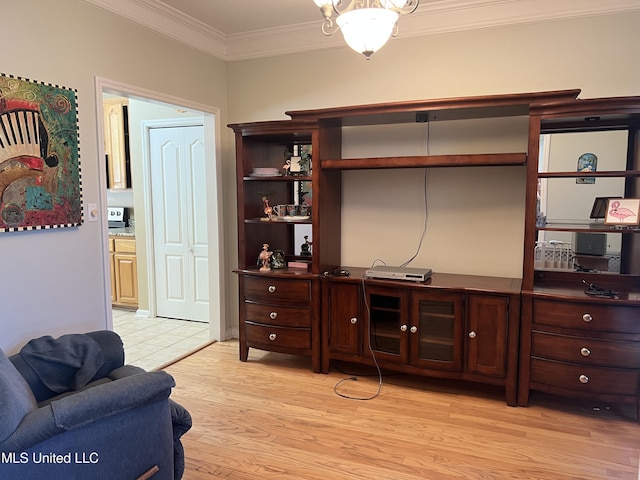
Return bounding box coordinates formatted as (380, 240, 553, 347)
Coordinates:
(301, 235, 312, 256)
(258, 243, 273, 271)
(262, 196, 273, 219)
(271, 249, 286, 269)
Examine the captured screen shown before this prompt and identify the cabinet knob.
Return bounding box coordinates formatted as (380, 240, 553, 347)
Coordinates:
(410, 326, 418, 334)
(269, 312, 278, 320)
(582, 313, 592, 323)
(268, 285, 276, 293)
(269, 333, 277, 341)
(350, 317, 358, 324)
(400, 324, 408, 332)
(580, 347, 591, 357)
(468, 331, 477, 339)
(579, 374, 589, 384)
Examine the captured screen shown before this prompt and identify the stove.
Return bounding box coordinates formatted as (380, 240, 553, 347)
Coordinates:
(107, 207, 128, 228)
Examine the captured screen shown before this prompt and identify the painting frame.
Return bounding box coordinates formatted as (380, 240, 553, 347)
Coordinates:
(604, 198, 640, 226)
(0, 73, 82, 233)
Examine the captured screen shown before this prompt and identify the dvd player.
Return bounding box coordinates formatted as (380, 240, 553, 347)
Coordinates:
(364, 266, 433, 282)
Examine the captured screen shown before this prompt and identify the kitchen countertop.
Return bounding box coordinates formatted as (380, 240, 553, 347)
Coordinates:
(108, 227, 135, 237)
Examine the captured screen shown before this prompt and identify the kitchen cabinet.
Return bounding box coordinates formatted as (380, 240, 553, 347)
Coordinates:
(103, 97, 130, 189)
(109, 236, 138, 308)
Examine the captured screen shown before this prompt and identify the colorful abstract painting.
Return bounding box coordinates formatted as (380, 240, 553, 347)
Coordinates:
(0, 73, 81, 232)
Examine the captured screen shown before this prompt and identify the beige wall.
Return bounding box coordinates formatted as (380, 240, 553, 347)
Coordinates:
(1, 0, 227, 352)
(1, 2, 638, 352)
(224, 11, 640, 290)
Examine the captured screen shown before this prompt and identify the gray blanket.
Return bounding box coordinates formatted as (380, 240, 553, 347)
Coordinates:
(18, 334, 105, 393)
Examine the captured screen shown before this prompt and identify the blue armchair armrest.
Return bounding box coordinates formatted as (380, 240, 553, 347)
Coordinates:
(1, 371, 175, 453)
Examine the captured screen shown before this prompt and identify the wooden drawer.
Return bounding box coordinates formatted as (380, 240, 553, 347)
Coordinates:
(114, 238, 136, 253)
(530, 357, 640, 396)
(244, 323, 311, 351)
(108, 238, 115, 252)
(243, 276, 311, 306)
(245, 302, 311, 328)
(531, 331, 640, 368)
(533, 299, 640, 334)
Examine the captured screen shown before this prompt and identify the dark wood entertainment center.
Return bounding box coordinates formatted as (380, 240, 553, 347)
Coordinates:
(230, 90, 640, 418)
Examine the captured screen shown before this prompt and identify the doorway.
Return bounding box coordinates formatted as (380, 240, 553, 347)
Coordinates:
(96, 77, 225, 368)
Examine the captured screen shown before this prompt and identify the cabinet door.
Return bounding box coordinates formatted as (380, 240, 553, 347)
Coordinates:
(365, 287, 409, 364)
(110, 253, 116, 303)
(410, 291, 464, 371)
(114, 253, 138, 306)
(466, 293, 508, 378)
(328, 282, 362, 357)
(103, 98, 129, 189)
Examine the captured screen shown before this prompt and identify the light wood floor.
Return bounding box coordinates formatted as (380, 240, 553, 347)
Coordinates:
(164, 341, 640, 480)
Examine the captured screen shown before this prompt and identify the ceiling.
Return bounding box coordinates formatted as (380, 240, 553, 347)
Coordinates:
(82, 0, 640, 61)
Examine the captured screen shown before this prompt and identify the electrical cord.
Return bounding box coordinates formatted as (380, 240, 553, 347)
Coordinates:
(334, 123, 431, 400)
(582, 280, 618, 298)
(332, 267, 384, 401)
(400, 168, 429, 268)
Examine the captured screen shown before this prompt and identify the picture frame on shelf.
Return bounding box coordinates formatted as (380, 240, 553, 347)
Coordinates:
(590, 196, 621, 220)
(604, 198, 640, 225)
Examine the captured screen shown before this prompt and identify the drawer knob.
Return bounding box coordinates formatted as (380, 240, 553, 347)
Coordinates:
(400, 324, 408, 332)
(269, 333, 277, 341)
(580, 347, 591, 357)
(582, 313, 592, 323)
(410, 326, 418, 334)
(268, 285, 276, 293)
(269, 312, 278, 320)
(468, 331, 477, 339)
(350, 317, 358, 325)
(579, 374, 589, 384)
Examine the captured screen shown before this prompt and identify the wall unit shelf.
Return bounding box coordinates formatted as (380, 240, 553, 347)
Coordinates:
(519, 96, 640, 420)
(231, 90, 640, 418)
(321, 152, 527, 170)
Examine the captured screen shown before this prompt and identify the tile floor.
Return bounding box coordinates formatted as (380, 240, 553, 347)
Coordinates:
(112, 308, 212, 371)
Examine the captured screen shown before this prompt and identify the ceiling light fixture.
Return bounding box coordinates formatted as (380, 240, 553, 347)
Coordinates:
(313, 0, 419, 59)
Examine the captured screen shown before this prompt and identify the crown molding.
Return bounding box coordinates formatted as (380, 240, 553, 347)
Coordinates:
(80, 0, 228, 58)
(81, 0, 640, 62)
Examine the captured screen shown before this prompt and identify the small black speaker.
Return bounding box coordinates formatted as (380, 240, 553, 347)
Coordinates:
(575, 233, 606, 256)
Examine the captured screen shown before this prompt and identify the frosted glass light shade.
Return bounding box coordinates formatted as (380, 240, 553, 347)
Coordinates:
(336, 8, 399, 58)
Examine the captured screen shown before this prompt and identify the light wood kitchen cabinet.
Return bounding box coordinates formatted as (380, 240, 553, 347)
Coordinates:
(103, 97, 130, 189)
(109, 236, 138, 308)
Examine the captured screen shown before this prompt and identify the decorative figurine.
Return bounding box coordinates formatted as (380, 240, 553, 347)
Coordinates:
(258, 243, 273, 271)
(262, 196, 273, 220)
(300, 235, 312, 256)
(271, 249, 286, 269)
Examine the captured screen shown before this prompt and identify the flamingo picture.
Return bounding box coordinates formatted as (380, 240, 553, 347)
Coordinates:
(607, 200, 638, 224)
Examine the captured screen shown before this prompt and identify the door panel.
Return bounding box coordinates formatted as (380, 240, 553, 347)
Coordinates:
(151, 126, 209, 322)
(410, 291, 464, 371)
(328, 282, 362, 356)
(466, 293, 508, 377)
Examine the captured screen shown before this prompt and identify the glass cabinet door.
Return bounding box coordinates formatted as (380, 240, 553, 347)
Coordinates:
(410, 292, 464, 371)
(366, 287, 409, 364)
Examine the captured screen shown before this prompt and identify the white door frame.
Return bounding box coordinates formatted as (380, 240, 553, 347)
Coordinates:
(94, 76, 226, 341)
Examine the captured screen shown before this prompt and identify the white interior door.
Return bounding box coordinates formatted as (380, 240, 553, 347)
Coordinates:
(150, 125, 209, 322)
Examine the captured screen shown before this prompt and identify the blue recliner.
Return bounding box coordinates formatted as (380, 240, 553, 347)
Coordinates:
(0, 330, 192, 480)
